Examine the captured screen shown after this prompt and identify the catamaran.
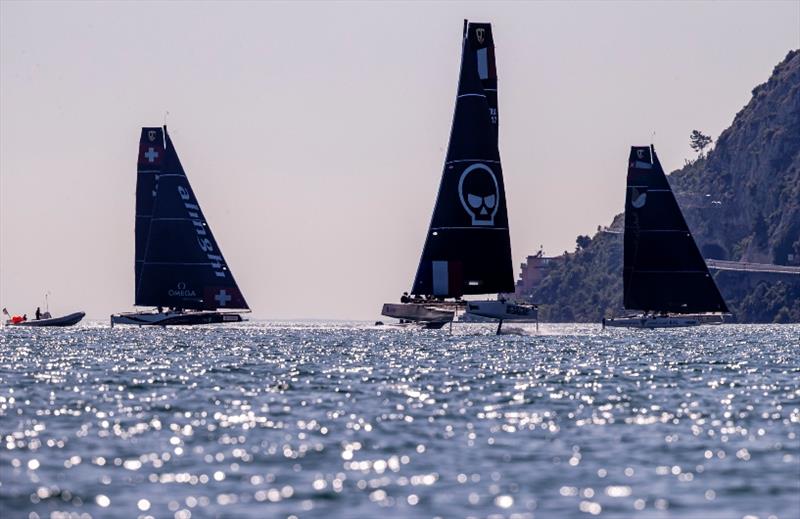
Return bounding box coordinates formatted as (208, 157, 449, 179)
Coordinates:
(603, 145, 729, 328)
(381, 20, 536, 333)
(111, 126, 249, 326)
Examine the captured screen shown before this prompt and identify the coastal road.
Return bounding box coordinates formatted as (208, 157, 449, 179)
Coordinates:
(706, 259, 800, 275)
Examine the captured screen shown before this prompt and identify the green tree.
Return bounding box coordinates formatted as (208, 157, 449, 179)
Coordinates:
(690, 130, 713, 157)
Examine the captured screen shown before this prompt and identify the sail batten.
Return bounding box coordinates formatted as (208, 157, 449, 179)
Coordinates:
(411, 21, 513, 298)
(623, 146, 728, 313)
(446, 159, 501, 164)
(134, 126, 248, 311)
(431, 227, 508, 231)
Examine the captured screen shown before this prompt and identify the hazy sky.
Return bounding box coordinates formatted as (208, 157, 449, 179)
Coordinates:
(1, 1, 798, 320)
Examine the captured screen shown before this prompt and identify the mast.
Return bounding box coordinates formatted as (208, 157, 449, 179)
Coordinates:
(411, 21, 514, 298)
(135, 126, 249, 311)
(623, 145, 728, 314)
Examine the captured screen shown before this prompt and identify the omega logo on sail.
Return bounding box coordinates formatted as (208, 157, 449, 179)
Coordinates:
(177, 185, 226, 278)
(168, 281, 197, 297)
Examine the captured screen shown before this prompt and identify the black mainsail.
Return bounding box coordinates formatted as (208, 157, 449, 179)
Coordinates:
(135, 126, 248, 311)
(623, 145, 728, 314)
(411, 21, 514, 298)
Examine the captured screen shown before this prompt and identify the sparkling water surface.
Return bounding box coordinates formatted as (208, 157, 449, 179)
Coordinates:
(1, 322, 798, 519)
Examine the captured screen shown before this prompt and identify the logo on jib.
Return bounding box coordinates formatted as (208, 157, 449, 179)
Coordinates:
(458, 163, 500, 226)
(631, 187, 647, 209)
(178, 185, 226, 279)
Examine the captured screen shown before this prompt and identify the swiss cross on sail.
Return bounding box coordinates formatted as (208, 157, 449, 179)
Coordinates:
(134, 126, 249, 310)
(411, 21, 514, 298)
(144, 147, 159, 163)
(215, 289, 232, 306)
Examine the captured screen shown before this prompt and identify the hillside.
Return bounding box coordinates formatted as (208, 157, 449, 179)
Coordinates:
(532, 50, 800, 323)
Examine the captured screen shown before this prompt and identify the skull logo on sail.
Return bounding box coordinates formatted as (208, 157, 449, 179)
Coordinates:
(459, 163, 500, 226)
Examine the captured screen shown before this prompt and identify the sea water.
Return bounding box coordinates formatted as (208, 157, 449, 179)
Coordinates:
(0, 323, 798, 519)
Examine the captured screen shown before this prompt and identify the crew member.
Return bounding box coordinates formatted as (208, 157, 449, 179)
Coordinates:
(35, 307, 41, 320)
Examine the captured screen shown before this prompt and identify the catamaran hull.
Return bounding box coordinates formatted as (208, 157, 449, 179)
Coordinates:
(602, 316, 703, 328)
(374, 320, 451, 330)
(381, 303, 454, 324)
(465, 301, 538, 321)
(110, 311, 244, 327)
(6, 312, 85, 327)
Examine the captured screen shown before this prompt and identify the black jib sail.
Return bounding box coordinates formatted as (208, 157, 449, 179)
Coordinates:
(411, 21, 514, 298)
(623, 145, 728, 314)
(135, 127, 248, 310)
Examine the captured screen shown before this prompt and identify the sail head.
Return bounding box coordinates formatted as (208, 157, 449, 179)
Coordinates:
(411, 21, 514, 298)
(135, 127, 249, 310)
(623, 145, 728, 313)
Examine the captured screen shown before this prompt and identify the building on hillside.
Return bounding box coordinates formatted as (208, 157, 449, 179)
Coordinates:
(512, 250, 565, 302)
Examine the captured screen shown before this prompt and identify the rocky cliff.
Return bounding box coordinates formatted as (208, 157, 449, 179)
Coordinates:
(531, 50, 800, 323)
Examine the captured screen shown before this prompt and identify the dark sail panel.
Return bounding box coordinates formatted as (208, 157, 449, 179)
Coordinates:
(135, 127, 165, 294)
(623, 146, 728, 313)
(135, 127, 248, 310)
(412, 21, 514, 297)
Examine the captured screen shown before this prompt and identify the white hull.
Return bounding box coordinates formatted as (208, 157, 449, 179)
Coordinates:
(603, 315, 703, 328)
(110, 310, 244, 327)
(381, 303, 454, 324)
(465, 300, 538, 321)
